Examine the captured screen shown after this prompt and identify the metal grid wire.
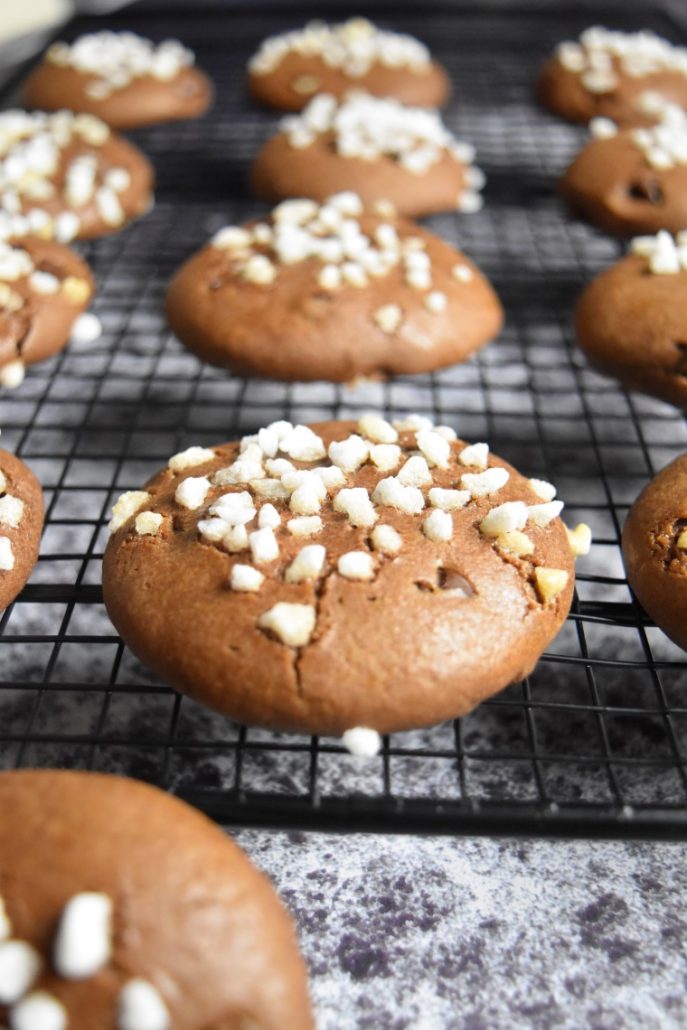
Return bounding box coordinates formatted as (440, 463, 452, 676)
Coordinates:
(1, 2, 687, 838)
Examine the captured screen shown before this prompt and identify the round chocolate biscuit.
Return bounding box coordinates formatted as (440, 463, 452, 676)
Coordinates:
(537, 28, 687, 126)
(250, 92, 483, 218)
(102, 415, 576, 736)
(575, 231, 687, 408)
(24, 32, 213, 130)
(623, 454, 687, 651)
(248, 17, 449, 111)
(166, 194, 503, 383)
(559, 114, 687, 236)
(0, 110, 154, 241)
(0, 448, 44, 610)
(0, 769, 313, 1029)
(0, 232, 95, 388)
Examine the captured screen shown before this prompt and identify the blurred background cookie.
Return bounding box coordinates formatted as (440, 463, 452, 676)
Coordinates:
(576, 230, 687, 408)
(102, 415, 577, 737)
(537, 26, 687, 126)
(623, 454, 687, 651)
(248, 17, 449, 111)
(0, 223, 94, 389)
(559, 102, 687, 235)
(0, 109, 153, 240)
(0, 448, 43, 610)
(250, 92, 484, 217)
(23, 31, 213, 129)
(166, 193, 502, 383)
(0, 769, 313, 1028)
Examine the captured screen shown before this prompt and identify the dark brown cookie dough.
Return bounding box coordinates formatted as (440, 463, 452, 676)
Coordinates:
(0, 233, 94, 387)
(0, 111, 154, 241)
(250, 93, 483, 218)
(575, 231, 687, 408)
(559, 118, 687, 236)
(537, 28, 687, 126)
(623, 453, 687, 651)
(0, 769, 313, 1029)
(23, 32, 213, 130)
(102, 416, 576, 736)
(248, 17, 449, 111)
(0, 448, 44, 610)
(166, 194, 503, 383)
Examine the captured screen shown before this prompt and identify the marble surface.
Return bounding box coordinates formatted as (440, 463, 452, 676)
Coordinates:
(236, 829, 687, 1030)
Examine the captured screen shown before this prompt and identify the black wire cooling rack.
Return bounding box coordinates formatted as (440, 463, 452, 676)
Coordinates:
(1, 1, 686, 839)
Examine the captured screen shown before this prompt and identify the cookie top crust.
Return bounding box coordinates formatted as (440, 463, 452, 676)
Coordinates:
(554, 27, 687, 92)
(45, 31, 195, 99)
(0, 448, 44, 610)
(0, 769, 313, 1029)
(103, 416, 579, 735)
(0, 110, 153, 241)
(249, 18, 432, 79)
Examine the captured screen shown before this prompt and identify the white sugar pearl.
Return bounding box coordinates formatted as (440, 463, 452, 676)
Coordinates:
(54, 892, 112, 979)
(118, 978, 170, 1030)
(342, 727, 381, 757)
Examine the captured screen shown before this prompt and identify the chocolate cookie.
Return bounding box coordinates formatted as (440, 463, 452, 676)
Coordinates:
(559, 103, 687, 235)
(0, 769, 312, 1029)
(537, 27, 687, 126)
(0, 110, 154, 241)
(250, 92, 484, 218)
(102, 415, 580, 737)
(0, 226, 94, 389)
(623, 454, 687, 651)
(166, 193, 503, 383)
(23, 32, 213, 130)
(0, 448, 44, 610)
(575, 231, 687, 408)
(248, 17, 449, 111)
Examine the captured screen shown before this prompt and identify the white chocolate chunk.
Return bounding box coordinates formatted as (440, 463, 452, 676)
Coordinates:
(479, 501, 528, 537)
(461, 467, 509, 497)
(358, 414, 398, 444)
(534, 567, 569, 604)
(434, 425, 457, 442)
(0, 897, 10, 940)
(0, 361, 25, 390)
(0, 537, 15, 571)
(257, 427, 279, 457)
(289, 484, 322, 515)
(249, 527, 279, 563)
(213, 226, 252, 249)
(372, 477, 424, 514)
(338, 550, 375, 580)
(527, 501, 564, 527)
(342, 727, 381, 757)
(210, 491, 255, 525)
(280, 424, 326, 461)
(459, 442, 489, 469)
(214, 458, 265, 486)
(528, 478, 557, 502)
(0, 940, 42, 1004)
(10, 990, 66, 1030)
(0, 471, 5, 493)
(198, 517, 229, 543)
(175, 476, 210, 511)
(118, 978, 170, 1030)
(230, 564, 264, 592)
(392, 414, 433, 432)
(425, 290, 447, 313)
(373, 303, 403, 333)
(281, 471, 327, 500)
(423, 509, 453, 541)
(497, 530, 534, 557)
(251, 479, 289, 500)
(54, 892, 112, 979)
(168, 446, 215, 472)
(416, 429, 451, 469)
(223, 525, 249, 552)
(313, 465, 346, 491)
(258, 503, 280, 529)
(243, 254, 276, 284)
(428, 488, 470, 511)
(566, 523, 592, 557)
(371, 524, 402, 554)
(258, 602, 316, 646)
(397, 455, 432, 488)
(287, 515, 323, 536)
(370, 444, 401, 471)
(333, 487, 377, 527)
(0, 495, 24, 528)
(29, 271, 59, 295)
(285, 544, 326, 583)
(134, 511, 163, 536)
(109, 491, 150, 533)
(328, 435, 369, 472)
(265, 458, 294, 477)
(452, 264, 474, 282)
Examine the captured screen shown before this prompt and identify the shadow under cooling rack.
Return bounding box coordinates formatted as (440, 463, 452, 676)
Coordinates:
(0, 2, 686, 838)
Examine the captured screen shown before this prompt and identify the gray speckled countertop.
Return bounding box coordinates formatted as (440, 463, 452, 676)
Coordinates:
(235, 830, 687, 1029)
